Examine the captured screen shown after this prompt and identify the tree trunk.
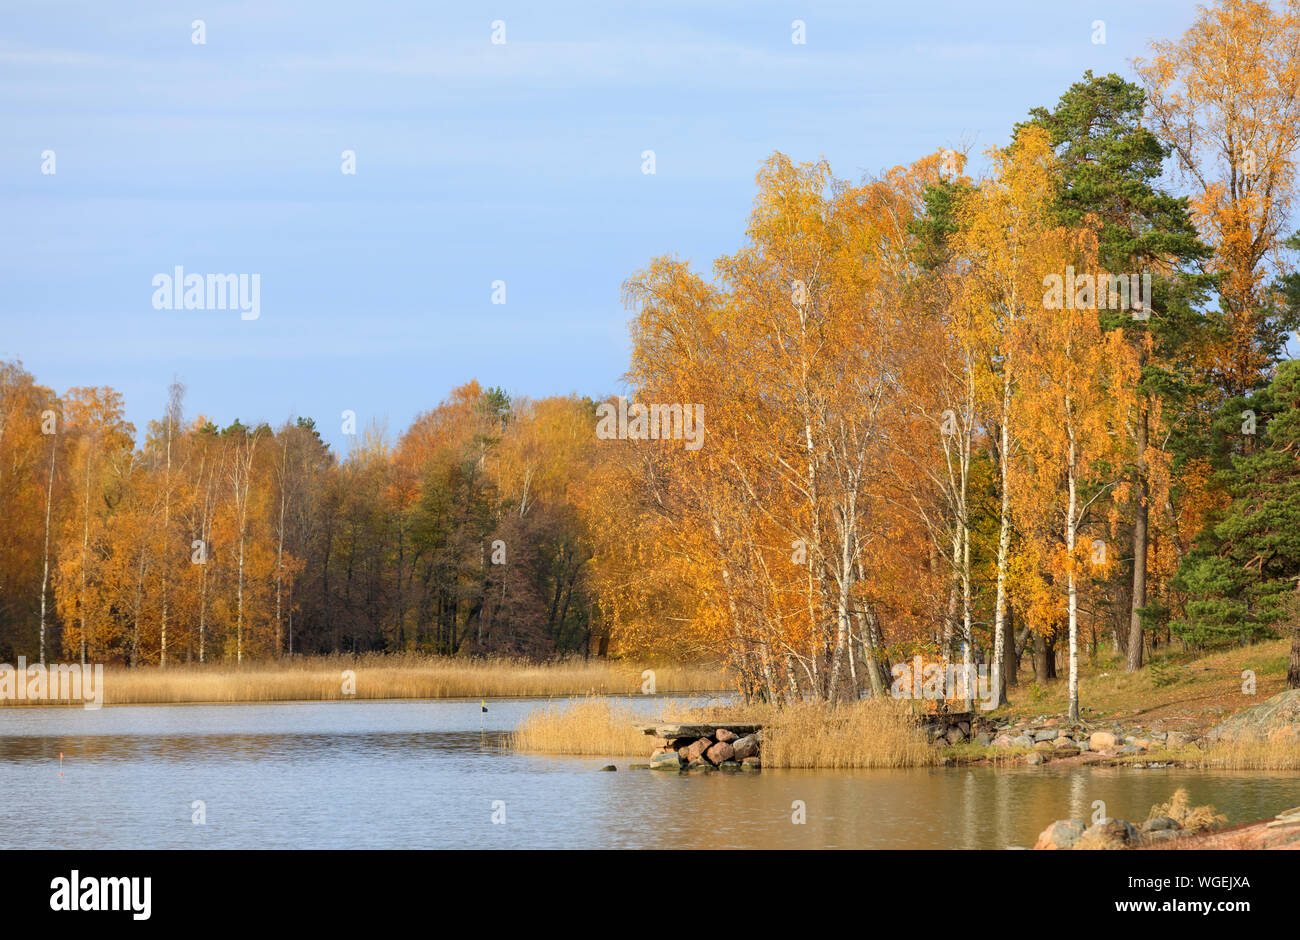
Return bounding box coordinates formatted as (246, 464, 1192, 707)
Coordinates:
(1126, 406, 1149, 672)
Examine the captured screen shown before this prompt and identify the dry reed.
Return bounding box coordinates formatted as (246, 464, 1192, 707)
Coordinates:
(0, 654, 725, 706)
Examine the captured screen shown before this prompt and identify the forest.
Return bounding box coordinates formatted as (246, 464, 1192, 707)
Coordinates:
(6, 1, 1300, 725)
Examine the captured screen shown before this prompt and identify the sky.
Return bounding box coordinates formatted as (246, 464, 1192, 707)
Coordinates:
(1, 0, 1202, 455)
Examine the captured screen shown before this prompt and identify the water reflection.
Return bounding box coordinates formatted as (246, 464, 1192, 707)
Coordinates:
(0, 699, 1297, 849)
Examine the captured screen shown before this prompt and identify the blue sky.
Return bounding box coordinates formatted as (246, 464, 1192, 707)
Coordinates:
(1, 1, 1200, 454)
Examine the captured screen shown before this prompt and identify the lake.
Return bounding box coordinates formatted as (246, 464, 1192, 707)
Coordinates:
(2, 696, 1297, 849)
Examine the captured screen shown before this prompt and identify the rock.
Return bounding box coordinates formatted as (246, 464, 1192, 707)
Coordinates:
(974, 732, 992, 747)
(991, 734, 1015, 749)
(1075, 818, 1139, 850)
(649, 751, 683, 771)
(732, 734, 760, 761)
(1011, 735, 1035, 748)
(1033, 819, 1085, 850)
(718, 761, 741, 772)
(945, 728, 966, 745)
(684, 737, 714, 763)
(741, 757, 762, 770)
(706, 741, 736, 764)
(1205, 689, 1300, 745)
(1133, 738, 1152, 750)
(1166, 731, 1190, 748)
(1141, 816, 1181, 833)
(1034, 730, 1059, 742)
(687, 761, 715, 772)
(1051, 747, 1081, 759)
(1026, 752, 1046, 765)
(958, 721, 971, 735)
(714, 728, 740, 743)
(1089, 731, 1118, 750)
(628, 763, 650, 770)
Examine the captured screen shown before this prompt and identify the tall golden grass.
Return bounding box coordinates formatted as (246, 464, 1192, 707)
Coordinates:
(0, 655, 725, 706)
(1147, 787, 1227, 832)
(507, 698, 654, 755)
(1196, 730, 1300, 770)
(507, 696, 937, 768)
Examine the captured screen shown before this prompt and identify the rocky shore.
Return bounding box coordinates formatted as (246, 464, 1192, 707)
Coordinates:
(1033, 795, 1300, 850)
(632, 722, 764, 772)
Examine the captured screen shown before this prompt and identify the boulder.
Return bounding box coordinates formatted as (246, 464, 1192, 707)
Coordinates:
(706, 741, 736, 764)
(1141, 816, 1181, 833)
(687, 761, 715, 772)
(1204, 689, 1300, 745)
(732, 734, 760, 761)
(684, 737, 714, 763)
(599, 765, 617, 772)
(1033, 730, 1059, 742)
(741, 757, 762, 770)
(1026, 752, 1046, 765)
(1075, 818, 1140, 850)
(1033, 819, 1085, 850)
(718, 761, 741, 772)
(991, 734, 1016, 749)
(714, 728, 740, 743)
(1089, 731, 1118, 750)
(973, 732, 992, 747)
(945, 728, 966, 745)
(649, 751, 683, 771)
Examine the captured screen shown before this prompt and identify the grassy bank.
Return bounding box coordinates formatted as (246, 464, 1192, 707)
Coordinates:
(509, 697, 936, 768)
(997, 639, 1292, 727)
(0, 655, 725, 706)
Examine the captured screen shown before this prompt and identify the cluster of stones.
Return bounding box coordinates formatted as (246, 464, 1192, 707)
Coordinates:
(1033, 815, 1201, 850)
(634, 723, 764, 773)
(983, 716, 1197, 766)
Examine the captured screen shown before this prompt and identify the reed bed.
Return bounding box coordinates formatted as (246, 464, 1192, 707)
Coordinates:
(0, 655, 725, 706)
(507, 696, 937, 768)
(507, 698, 654, 755)
(1196, 730, 1300, 771)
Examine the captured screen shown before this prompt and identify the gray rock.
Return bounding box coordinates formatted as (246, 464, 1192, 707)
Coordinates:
(1204, 689, 1300, 745)
(599, 765, 617, 772)
(1034, 730, 1059, 742)
(1142, 816, 1181, 832)
(649, 750, 683, 771)
(1034, 819, 1085, 850)
(731, 734, 760, 761)
(974, 732, 992, 747)
(1075, 818, 1140, 850)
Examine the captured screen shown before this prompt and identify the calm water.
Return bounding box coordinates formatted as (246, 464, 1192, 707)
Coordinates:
(2, 697, 1297, 849)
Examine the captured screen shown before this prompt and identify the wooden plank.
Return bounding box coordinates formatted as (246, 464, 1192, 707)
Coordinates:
(632, 722, 763, 737)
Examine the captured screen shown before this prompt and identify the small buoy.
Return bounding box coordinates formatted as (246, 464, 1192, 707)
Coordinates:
(481, 701, 488, 713)
(58, 752, 63, 778)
